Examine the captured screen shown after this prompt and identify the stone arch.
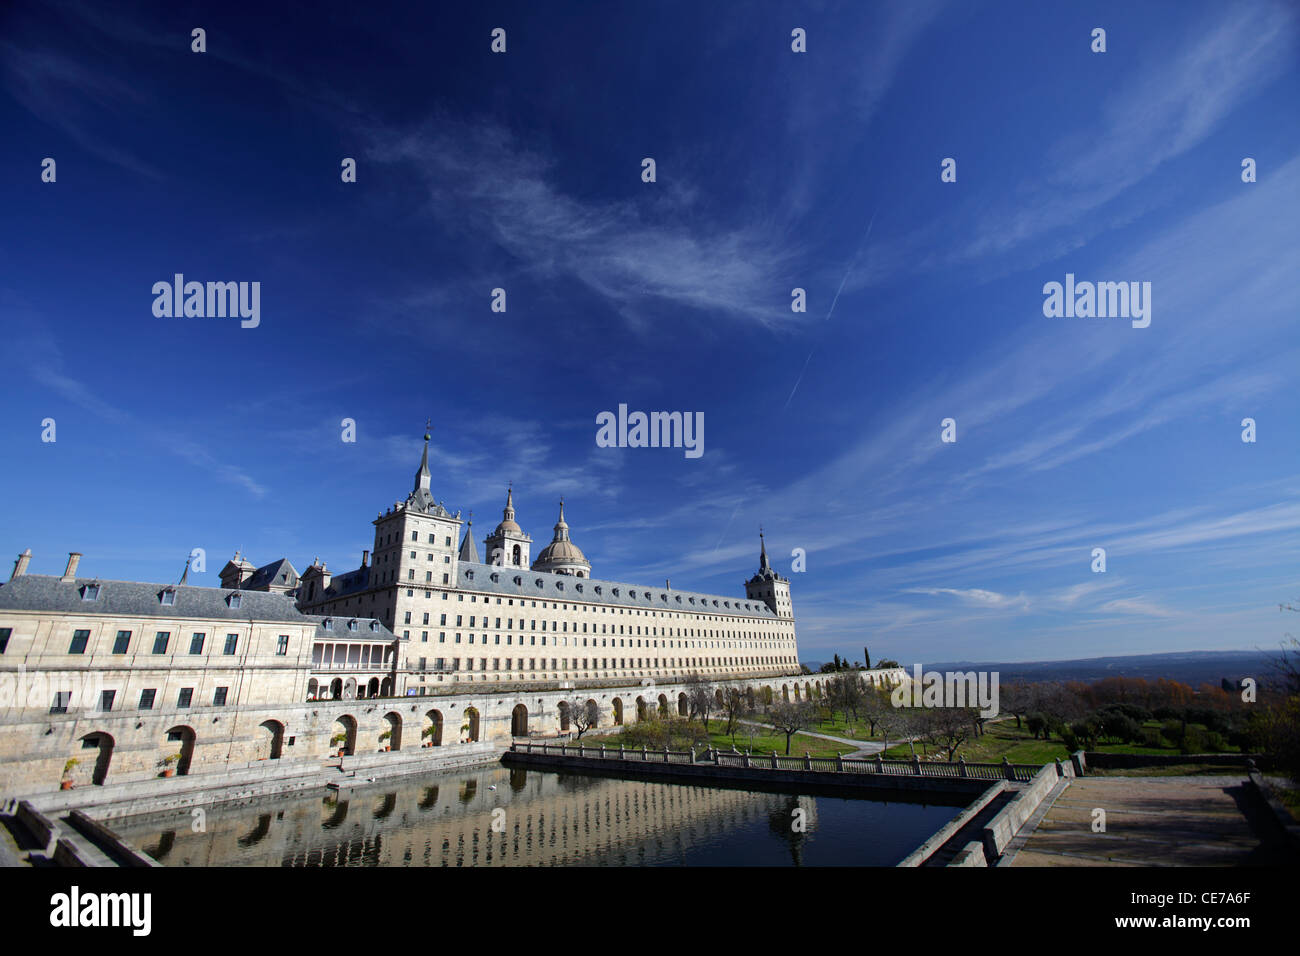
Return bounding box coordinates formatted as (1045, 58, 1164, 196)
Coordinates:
(657, 693, 669, 717)
(258, 719, 284, 760)
(306, 678, 318, 701)
(512, 544, 521, 566)
(163, 726, 196, 776)
(585, 699, 599, 729)
(635, 696, 647, 721)
(677, 692, 688, 716)
(794, 684, 802, 701)
(511, 703, 528, 737)
(762, 685, 773, 705)
(367, 677, 380, 699)
(746, 687, 757, 709)
(75, 732, 114, 786)
(782, 684, 790, 702)
(422, 709, 443, 747)
(343, 677, 357, 699)
(715, 688, 724, 707)
(612, 697, 623, 725)
(380, 677, 393, 697)
(463, 707, 480, 743)
(558, 700, 571, 732)
(329, 678, 343, 700)
(331, 715, 357, 756)
(381, 711, 402, 751)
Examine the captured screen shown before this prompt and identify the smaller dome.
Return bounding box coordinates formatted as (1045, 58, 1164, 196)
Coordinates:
(494, 487, 523, 535)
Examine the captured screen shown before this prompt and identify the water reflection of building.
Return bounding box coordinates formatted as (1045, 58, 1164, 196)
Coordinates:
(116, 766, 803, 867)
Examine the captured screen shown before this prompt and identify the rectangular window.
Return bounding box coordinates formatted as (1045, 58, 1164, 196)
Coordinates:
(139, 689, 156, 710)
(69, 629, 90, 654)
(0, 627, 10, 653)
(152, 631, 170, 654)
(189, 633, 205, 655)
(276, 635, 289, 655)
(178, 687, 193, 708)
(99, 690, 115, 712)
(51, 691, 71, 714)
(112, 630, 131, 654)
(213, 687, 228, 706)
(223, 634, 238, 655)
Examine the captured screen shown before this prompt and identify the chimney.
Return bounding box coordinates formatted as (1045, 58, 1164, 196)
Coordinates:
(362, 550, 370, 567)
(61, 552, 82, 583)
(10, 549, 32, 581)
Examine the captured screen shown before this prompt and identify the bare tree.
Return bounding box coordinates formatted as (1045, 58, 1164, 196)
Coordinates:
(767, 700, 811, 755)
(929, 707, 978, 760)
(722, 686, 751, 743)
(685, 673, 716, 730)
(560, 699, 602, 739)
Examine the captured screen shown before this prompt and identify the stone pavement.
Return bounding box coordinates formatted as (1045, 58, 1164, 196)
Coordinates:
(1009, 775, 1296, 866)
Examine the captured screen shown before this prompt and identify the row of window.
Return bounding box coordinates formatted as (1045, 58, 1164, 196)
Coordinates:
(52, 629, 290, 657)
(50, 685, 228, 714)
(409, 656, 790, 672)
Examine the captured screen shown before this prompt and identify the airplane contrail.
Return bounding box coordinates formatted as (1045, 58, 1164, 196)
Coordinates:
(783, 209, 877, 409)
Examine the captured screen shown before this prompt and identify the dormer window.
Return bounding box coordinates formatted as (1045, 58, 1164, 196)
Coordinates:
(575, 583, 583, 592)
(348, 620, 358, 631)
(629, 590, 636, 598)
(535, 579, 543, 588)
(514, 576, 523, 586)
(612, 588, 620, 597)
(490, 573, 499, 583)
(228, 593, 242, 609)
(555, 581, 564, 591)
(369, 621, 379, 632)
(81, 584, 100, 601)
(594, 585, 602, 594)
(675, 595, 682, 603)
(322, 619, 332, 630)
(161, 588, 176, 606)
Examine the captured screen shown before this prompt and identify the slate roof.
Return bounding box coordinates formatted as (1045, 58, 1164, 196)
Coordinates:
(455, 563, 777, 618)
(312, 616, 396, 641)
(0, 574, 314, 623)
(242, 558, 299, 591)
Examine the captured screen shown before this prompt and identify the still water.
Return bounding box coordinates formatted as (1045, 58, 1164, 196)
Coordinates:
(112, 764, 963, 866)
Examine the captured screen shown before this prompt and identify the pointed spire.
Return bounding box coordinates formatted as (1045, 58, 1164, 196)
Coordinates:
(503, 484, 515, 522)
(179, 556, 191, 585)
(458, 514, 480, 563)
(414, 424, 432, 494)
(759, 527, 770, 573)
(553, 498, 569, 541)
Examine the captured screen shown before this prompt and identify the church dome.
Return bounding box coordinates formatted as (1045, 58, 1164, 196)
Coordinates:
(531, 499, 591, 576)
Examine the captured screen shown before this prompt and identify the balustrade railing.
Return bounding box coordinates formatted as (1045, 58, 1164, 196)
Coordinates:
(508, 742, 1039, 781)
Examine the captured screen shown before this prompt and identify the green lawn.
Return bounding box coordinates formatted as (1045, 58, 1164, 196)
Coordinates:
(574, 722, 857, 760)
(878, 717, 1240, 764)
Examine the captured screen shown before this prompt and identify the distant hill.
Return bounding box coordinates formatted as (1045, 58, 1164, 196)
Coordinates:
(923, 649, 1286, 689)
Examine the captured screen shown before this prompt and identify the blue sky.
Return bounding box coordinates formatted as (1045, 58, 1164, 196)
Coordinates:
(2, 0, 1297, 666)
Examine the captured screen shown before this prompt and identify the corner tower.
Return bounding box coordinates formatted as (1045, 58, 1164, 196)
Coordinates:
(745, 529, 793, 619)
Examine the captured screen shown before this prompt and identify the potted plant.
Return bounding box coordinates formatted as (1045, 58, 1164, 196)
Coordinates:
(421, 725, 438, 747)
(379, 729, 392, 752)
(330, 732, 348, 756)
(159, 753, 181, 777)
(460, 722, 470, 744)
(60, 757, 79, 790)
